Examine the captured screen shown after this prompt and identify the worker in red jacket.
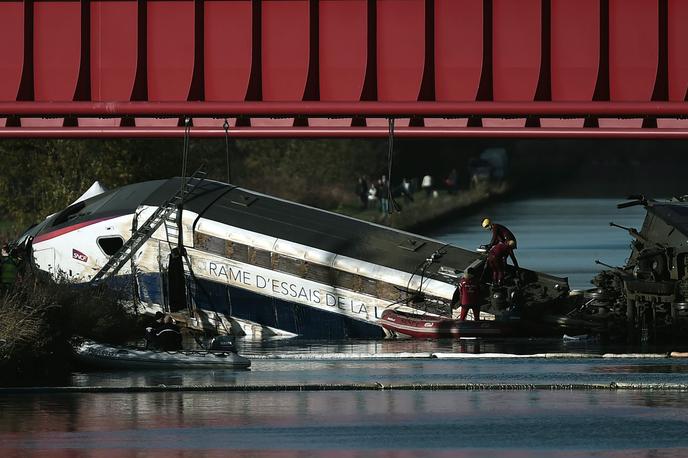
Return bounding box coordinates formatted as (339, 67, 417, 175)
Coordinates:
(487, 240, 518, 286)
(482, 218, 517, 249)
(451, 269, 481, 321)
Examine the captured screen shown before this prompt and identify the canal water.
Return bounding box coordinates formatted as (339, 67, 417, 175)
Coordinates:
(428, 197, 647, 290)
(3, 198, 688, 457)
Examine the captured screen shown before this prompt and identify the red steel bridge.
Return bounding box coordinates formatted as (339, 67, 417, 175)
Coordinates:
(1, 0, 688, 138)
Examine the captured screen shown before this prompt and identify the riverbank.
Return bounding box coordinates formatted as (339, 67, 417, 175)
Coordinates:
(0, 271, 140, 386)
(337, 182, 510, 233)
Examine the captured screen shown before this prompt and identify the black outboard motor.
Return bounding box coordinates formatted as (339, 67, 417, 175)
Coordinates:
(208, 335, 237, 353)
(490, 286, 508, 309)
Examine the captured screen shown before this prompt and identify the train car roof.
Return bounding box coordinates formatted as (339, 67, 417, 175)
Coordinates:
(145, 178, 484, 276)
(31, 177, 567, 287)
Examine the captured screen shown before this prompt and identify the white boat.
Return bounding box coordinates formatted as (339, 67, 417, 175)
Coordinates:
(74, 340, 251, 370)
(15, 174, 571, 339)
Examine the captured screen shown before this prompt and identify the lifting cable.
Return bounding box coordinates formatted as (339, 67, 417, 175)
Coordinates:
(223, 119, 232, 184)
(222, 118, 235, 334)
(180, 117, 192, 202)
(178, 117, 205, 325)
(387, 118, 401, 213)
(178, 116, 192, 251)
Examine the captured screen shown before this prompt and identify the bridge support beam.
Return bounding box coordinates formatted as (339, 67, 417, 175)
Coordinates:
(1, 126, 688, 139)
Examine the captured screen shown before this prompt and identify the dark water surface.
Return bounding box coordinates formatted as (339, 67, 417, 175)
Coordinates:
(429, 197, 647, 289)
(3, 198, 687, 457)
(3, 389, 688, 457)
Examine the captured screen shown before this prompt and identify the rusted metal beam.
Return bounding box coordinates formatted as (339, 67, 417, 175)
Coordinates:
(2, 126, 688, 139)
(2, 101, 688, 117)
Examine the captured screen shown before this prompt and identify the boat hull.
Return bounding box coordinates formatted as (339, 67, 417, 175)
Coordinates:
(380, 309, 518, 339)
(74, 340, 251, 370)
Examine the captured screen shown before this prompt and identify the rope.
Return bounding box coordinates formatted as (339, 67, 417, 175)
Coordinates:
(180, 117, 191, 202)
(405, 244, 450, 299)
(176, 117, 196, 320)
(223, 119, 231, 184)
(129, 208, 143, 313)
(387, 118, 401, 213)
(394, 244, 451, 315)
(219, 286, 234, 335)
(404, 257, 432, 304)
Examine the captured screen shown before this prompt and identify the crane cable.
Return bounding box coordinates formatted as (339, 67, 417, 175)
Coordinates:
(178, 117, 204, 322)
(387, 118, 401, 213)
(180, 117, 191, 202)
(222, 118, 235, 335)
(223, 119, 232, 184)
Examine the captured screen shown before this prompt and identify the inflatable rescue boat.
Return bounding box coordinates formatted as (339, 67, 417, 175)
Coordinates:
(74, 339, 251, 370)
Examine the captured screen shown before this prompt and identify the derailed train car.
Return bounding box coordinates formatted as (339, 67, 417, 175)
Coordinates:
(14, 175, 573, 339)
(571, 196, 688, 342)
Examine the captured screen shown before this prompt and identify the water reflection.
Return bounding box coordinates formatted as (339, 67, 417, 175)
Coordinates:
(1, 198, 683, 458)
(1, 390, 688, 457)
(66, 355, 688, 400)
(591, 364, 688, 374)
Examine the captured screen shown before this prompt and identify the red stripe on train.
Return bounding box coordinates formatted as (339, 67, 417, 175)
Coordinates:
(33, 216, 120, 244)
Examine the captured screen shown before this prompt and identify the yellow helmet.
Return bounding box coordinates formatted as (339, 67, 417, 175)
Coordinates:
(481, 218, 491, 228)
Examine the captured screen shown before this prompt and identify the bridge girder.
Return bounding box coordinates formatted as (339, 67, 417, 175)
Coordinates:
(1, 0, 687, 138)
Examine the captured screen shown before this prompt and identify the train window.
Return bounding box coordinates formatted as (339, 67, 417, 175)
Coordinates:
(97, 236, 124, 256)
(194, 232, 225, 255)
(273, 254, 305, 276)
(250, 247, 272, 268)
(194, 232, 210, 249)
(52, 201, 86, 226)
(335, 271, 360, 291)
(377, 281, 403, 301)
(304, 263, 333, 283)
(229, 241, 249, 263)
(360, 277, 378, 296)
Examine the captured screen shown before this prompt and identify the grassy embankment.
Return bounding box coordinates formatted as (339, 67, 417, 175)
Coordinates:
(0, 221, 14, 245)
(0, 269, 140, 386)
(337, 182, 509, 233)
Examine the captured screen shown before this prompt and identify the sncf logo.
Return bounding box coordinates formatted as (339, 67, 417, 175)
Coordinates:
(72, 249, 88, 263)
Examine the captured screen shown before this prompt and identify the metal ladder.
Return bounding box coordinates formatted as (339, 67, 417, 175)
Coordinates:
(162, 208, 181, 244)
(90, 170, 207, 284)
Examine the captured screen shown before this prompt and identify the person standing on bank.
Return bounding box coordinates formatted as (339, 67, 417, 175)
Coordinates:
(451, 269, 481, 321)
(482, 218, 517, 249)
(379, 175, 390, 215)
(421, 174, 433, 198)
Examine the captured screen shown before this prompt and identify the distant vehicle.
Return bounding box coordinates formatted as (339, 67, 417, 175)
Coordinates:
(480, 148, 508, 181)
(468, 148, 508, 188)
(468, 158, 492, 188)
